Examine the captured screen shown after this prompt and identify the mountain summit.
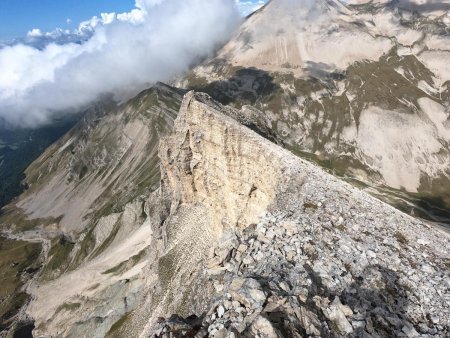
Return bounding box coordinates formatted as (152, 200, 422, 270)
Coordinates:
(214, 0, 391, 73)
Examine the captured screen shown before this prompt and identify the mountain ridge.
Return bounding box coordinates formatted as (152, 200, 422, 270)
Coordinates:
(0, 1, 449, 337)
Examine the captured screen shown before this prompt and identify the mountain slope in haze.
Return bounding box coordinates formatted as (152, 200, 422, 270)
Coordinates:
(0, 83, 185, 335)
(15, 83, 184, 235)
(182, 0, 450, 223)
(0, 118, 79, 210)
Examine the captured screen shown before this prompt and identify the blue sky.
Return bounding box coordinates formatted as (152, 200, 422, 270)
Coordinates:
(0, 0, 135, 40)
(0, 0, 266, 41)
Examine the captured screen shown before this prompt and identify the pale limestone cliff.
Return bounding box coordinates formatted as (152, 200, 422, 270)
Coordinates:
(159, 91, 297, 237)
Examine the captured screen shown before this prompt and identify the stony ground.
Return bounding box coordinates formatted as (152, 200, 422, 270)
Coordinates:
(155, 204, 449, 337)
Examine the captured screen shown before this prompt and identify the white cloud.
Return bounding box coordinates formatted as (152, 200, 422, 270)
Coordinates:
(236, 0, 267, 15)
(27, 28, 44, 38)
(0, 0, 240, 127)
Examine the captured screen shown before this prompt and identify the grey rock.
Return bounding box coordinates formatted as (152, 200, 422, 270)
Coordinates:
(322, 300, 354, 335)
(249, 316, 279, 338)
(217, 305, 225, 318)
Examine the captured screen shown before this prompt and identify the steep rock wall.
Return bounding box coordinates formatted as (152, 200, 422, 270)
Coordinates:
(159, 91, 298, 238)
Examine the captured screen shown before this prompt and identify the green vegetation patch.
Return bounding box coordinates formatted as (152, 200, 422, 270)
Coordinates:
(158, 248, 180, 289)
(55, 302, 81, 315)
(102, 249, 147, 276)
(395, 231, 409, 245)
(41, 236, 75, 281)
(70, 226, 96, 270)
(0, 237, 41, 331)
(105, 312, 132, 338)
(0, 205, 62, 233)
(0, 118, 77, 209)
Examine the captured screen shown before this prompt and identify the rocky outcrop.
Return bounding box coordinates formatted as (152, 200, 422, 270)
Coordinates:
(159, 91, 299, 237)
(150, 92, 450, 337)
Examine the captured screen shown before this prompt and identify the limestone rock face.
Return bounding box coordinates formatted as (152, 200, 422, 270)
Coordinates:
(159, 91, 299, 237)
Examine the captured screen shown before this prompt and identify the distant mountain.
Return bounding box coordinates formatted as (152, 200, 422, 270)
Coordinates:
(1, 31, 91, 50)
(182, 0, 450, 223)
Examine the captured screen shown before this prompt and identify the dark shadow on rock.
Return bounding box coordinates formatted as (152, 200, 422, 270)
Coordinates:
(186, 64, 343, 146)
(304, 61, 346, 81)
(188, 67, 280, 107)
(390, 0, 450, 13)
(151, 262, 444, 337)
(9, 320, 35, 338)
(188, 67, 283, 145)
(412, 195, 450, 226)
(245, 264, 419, 337)
(154, 314, 204, 338)
(299, 264, 415, 337)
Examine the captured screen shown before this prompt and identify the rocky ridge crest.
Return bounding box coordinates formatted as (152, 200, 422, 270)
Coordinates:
(150, 92, 449, 337)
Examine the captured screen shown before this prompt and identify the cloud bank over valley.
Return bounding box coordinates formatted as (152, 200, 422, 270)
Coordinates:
(0, 0, 242, 127)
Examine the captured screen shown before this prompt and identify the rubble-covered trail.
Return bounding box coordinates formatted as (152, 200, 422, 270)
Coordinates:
(156, 207, 449, 337)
